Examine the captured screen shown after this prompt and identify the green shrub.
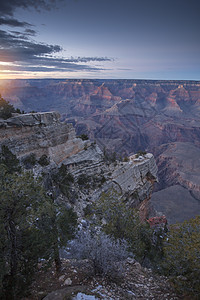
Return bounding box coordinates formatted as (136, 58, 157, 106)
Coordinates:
(83, 204, 93, 217)
(22, 153, 37, 169)
(78, 134, 89, 141)
(0, 95, 23, 119)
(53, 164, 74, 196)
(69, 229, 131, 279)
(123, 156, 129, 162)
(38, 154, 50, 166)
(0, 167, 77, 298)
(135, 150, 147, 158)
(77, 174, 90, 186)
(93, 189, 155, 263)
(162, 216, 200, 296)
(0, 145, 21, 173)
(0, 96, 15, 119)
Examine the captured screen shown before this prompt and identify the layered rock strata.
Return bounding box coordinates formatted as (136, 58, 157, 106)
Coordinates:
(61, 147, 157, 218)
(0, 112, 87, 164)
(0, 112, 158, 218)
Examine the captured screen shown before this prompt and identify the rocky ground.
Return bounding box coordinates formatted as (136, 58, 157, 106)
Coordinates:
(24, 258, 180, 300)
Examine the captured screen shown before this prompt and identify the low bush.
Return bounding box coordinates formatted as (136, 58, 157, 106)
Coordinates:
(0, 95, 23, 119)
(78, 134, 89, 141)
(38, 154, 50, 166)
(69, 229, 131, 279)
(162, 216, 200, 296)
(123, 156, 129, 162)
(135, 150, 147, 158)
(22, 153, 37, 169)
(93, 189, 166, 267)
(52, 164, 74, 197)
(77, 174, 90, 186)
(0, 145, 21, 173)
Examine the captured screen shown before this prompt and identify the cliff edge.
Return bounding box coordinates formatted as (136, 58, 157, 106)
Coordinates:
(0, 112, 87, 164)
(0, 111, 158, 218)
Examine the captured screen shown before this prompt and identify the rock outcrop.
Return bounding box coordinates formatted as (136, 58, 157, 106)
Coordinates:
(58, 144, 157, 218)
(0, 112, 87, 164)
(0, 111, 158, 219)
(1, 80, 200, 223)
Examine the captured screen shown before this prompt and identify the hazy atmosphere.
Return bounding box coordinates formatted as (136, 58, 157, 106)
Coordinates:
(0, 0, 199, 80)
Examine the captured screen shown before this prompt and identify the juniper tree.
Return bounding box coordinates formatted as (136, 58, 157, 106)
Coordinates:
(0, 95, 15, 119)
(0, 163, 77, 299)
(163, 216, 200, 296)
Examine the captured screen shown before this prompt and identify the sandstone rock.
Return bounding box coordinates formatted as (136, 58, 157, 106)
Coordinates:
(64, 277, 72, 285)
(0, 111, 158, 219)
(58, 275, 65, 282)
(0, 112, 85, 164)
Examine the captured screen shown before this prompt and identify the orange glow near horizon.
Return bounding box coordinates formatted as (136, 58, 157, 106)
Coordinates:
(0, 70, 106, 80)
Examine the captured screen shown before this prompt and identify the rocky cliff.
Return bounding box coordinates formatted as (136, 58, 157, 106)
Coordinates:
(0, 112, 87, 164)
(151, 142, 200, 223)
(60, 146, 157, 218)
(0, 111, 157, 219)
(3, 78, 198, 222)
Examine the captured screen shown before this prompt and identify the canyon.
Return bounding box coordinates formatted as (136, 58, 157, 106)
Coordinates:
(0, 111, 157, 219)
(0, 79, 200, 222)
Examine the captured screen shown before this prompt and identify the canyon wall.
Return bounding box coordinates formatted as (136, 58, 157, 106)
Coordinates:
(1, 79, 200, 222)
(0, 111, 158, 219)
(0, 112, 86, 164)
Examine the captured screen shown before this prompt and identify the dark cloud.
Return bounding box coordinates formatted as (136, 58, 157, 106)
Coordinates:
(0, 0, 63, 16)
(24, 29, 37, 36)
(0, 30, 61, 58)
(9, 28, 37, 38)
(0, 29, 111, 73)
(0, 0, 112, 74)
(0, 17, 32, 27)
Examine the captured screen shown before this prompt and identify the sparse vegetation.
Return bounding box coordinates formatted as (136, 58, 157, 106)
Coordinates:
(0, 145, 21, 173)
(103, 147, 118, 163)
(0, 95, 23, 119)
(0, 154, 77, 299)
(123, 156, 129, 162)
(162, 216, 200, 296)
(38, 154, 50, 166)
(53, 164, 74, 196)
(93, 189, 165, 267)
(135, 150, 147, 158)
(22, 153, 37, 169)
(77, 173, 90, 187)
(0, 168, 52, 298)
(78, 134, 89, 141)
(69, 228, 131, 279)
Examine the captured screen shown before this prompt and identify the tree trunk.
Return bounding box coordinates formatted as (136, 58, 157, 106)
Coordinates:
(6, 219, 18, 299)
(54, 243, 61, 272)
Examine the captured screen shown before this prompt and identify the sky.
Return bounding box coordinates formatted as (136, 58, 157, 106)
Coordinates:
(0, 0, 199, 80)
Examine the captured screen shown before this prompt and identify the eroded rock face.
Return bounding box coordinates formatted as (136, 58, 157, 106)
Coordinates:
(155, 142, 200, 199)
(61, 146, 157, 218)
(0, 112, 86, 164)
(0, 111, 157, 219)
(150, 142, 200, 223)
